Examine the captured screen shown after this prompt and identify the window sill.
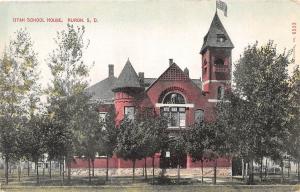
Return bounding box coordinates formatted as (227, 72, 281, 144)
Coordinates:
(167, 126, 186, 129)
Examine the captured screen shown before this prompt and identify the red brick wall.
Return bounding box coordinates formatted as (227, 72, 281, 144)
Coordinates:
(187, 155, 231, 168)
(71, 156, 118, 168)
(70, 155, 161, 169)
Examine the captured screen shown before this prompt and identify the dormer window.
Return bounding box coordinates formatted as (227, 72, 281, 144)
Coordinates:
(217, 34, 226, 43)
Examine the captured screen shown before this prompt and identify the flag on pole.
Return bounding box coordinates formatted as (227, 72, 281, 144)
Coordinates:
(216, 0, 227, 17)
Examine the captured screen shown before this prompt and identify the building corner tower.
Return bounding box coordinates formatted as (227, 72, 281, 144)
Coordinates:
(200, 12, 234, 100)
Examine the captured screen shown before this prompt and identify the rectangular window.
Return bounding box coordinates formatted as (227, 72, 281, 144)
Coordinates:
(163, 107, 170, 112)
(124, 106, 135, 121)
(161, 107, 186, 128)
(99, 112, 107, 130)
(99, 112, 107, 122)
(179, 112, 186, 127)
(170, 112, 179, 127)
(179, 107, 186, 112)
(195, 109, 204, 123)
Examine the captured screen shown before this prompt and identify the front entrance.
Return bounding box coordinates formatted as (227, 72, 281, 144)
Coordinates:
(160, 151, 187, 169)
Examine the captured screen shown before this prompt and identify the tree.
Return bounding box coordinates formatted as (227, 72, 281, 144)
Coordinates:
(99, 107, 118, 181)
(0, 28, 40, 184)
(186, 122, 210, 183)
(230, 41, 292, 184)
(44, 102, 73, 181)
(135, 108, 168, 180)
(115, 116, 145, 182)
(287, 67, 300, 181)
(18, 115, 47, 184)
(168, 133, 186, 184)
(73, 93, 102, 184)
(47, 24, 90, 182)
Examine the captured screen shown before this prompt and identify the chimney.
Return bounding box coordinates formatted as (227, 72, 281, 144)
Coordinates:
(108, 64, 114, 77)
(169, 58, 173, 66)
(138, 72, 144, 85)
(184, 67, 189, 77)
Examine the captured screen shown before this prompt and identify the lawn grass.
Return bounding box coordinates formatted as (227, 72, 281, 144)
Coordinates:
(2, 169, 300, 192)
(2, 185, 300, 192)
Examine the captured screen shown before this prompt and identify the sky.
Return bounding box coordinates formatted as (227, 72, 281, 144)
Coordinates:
(0, 0, 299, 89)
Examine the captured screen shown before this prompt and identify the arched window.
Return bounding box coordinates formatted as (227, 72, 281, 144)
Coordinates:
(163, 92, 185, 104)
(161, 92, 186, 128)
(215, 58, 224, 65)
(217, 86, 225, 100)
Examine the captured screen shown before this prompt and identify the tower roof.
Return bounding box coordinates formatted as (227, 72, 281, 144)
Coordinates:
(200, 12, 234, 54)
(112, 59, 143, 92)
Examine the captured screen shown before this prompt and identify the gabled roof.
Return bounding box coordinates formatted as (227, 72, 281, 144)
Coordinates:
(146, 63, 202, 91)
(200, 12, 234, 54)
(112, 59, 143, 92)
(86, 76, 117, 101)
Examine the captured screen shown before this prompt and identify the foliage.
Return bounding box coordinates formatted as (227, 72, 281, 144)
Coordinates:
(74, 94, 102, 160)
(186, 122, 210, 162)
(47, 24, 89, 97)
(46, 24, 90, 175)
(0, 28, 41, 184)
(287, 67, 300, 162)
(232, 41, 292, 162)
(99, 107, 118, 158)
(115, 116, 145, 162)
(135, 108, 168, 159)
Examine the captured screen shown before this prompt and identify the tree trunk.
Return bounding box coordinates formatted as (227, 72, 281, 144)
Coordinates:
(43, 162, 45, 177)
(49, 161, 52, 179)
(27, 161, 30, 177)
(177, 158, 180, 184)
(248, 160, 254, 185)
(264, 158, 268, 178)
(297, 161, 300, 182)
(67, 160, 71, 182)
(242, 159, 244, 180)
(132, 159, 136, 182)
(281, 160, 284, 183)
(260, 156, 263, 182)
(252, 160, 254, 183)
(36, 159, 39, 184)
(245, 162, 248, 183)
(152, 156, 155, 179)
(288, 157, 290, 178)
(88, 158, 91, 184)
(230, 158, 233, 182)
(5, 156, 9, 184)
(59, 161, 62, 176)
(62, 159, 65, 183)
(18, 161, 21, 182)
(213, 159, 217, 185)
(92, 159, 95, 177)
(144, 157, 147, 180)
(106, 156, 109, 181)
(201, 159, 204, 183)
